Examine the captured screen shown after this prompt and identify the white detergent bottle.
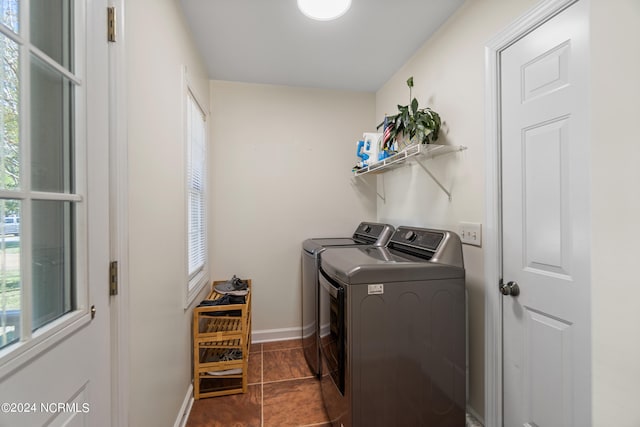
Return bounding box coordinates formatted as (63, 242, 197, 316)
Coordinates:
(361, 132, 382, 166)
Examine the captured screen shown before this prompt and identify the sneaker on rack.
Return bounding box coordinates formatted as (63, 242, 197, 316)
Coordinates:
(217, 348, 243, 362)
(199, 294, 246, 306)
(207, 348, 243, 363)
(206, 368, 242, 376)
(214, 275, 249, 296)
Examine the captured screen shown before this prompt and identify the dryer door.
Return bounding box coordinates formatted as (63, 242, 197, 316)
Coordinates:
(319, 270, 348, 426)
(319, 271, 345, 395)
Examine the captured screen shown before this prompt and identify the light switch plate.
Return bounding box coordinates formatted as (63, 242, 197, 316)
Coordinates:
(460, 222, 482, 247)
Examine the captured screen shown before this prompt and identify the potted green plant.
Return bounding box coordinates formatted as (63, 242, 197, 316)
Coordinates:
(377, 77, 441, 151)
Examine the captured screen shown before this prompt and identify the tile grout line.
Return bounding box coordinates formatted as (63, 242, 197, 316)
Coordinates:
(260, 345, 264, 427)
(261, 346, 301, 354)
(262, 375, 317, 385)
(258, 341, 321, 427)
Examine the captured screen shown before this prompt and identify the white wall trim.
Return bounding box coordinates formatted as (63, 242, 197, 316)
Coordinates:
(466, 407, 485, 427)
(174, 384, 194, 427)
(108, 0, 130, 425)
(251, 327, 302, 344)
(483, 1, 578, 426)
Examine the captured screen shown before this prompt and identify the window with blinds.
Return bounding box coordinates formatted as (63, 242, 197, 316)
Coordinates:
(186, 89, 207, 299)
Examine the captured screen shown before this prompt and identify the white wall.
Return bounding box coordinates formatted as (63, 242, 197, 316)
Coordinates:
(375, 0, 640, 422)
(374, 0, 537, 419)
(121, 1, 640, 425)
(590, 0, 640, 425)
(209, 81, 376, 337)
(126, 0, 210, 425)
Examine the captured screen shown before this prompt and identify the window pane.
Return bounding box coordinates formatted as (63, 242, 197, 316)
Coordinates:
(30, 55, 74, 193)
(32, 200, 74, 331)
(1, 33, 19, 191)
(30, 0, 73, 71)
(0, 0, 19, 34)
(187, 94, 206, 278)
(188, 190, 204, 275)
(0, 200, 20, 350)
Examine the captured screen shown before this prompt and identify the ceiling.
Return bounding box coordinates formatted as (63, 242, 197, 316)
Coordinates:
(179, 0, 465, 92)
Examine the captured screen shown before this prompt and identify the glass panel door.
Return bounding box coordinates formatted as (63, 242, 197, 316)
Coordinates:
(0, 0, 83, 352)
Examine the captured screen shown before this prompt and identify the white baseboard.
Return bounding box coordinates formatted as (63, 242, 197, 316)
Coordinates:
(251, 326, 301, 343)
(466, 405, 484, 427)
(174, 383, 194, 427)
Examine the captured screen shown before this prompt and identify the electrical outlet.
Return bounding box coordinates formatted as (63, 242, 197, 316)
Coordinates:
(460, 222, 482, 247)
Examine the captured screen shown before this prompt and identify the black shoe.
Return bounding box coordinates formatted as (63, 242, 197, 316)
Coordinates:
(198, 294, 245, 315)
(199, 294, 245, 306)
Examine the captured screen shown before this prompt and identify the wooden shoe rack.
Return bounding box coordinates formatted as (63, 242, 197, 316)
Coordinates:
(193, 279, 251, 399)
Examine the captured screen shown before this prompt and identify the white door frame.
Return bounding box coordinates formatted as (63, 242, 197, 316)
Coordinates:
(483, 0, 581, 426)
(108, 0, 130, 425)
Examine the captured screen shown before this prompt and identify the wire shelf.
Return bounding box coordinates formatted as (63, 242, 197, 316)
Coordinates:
(353, 143, 467, 177)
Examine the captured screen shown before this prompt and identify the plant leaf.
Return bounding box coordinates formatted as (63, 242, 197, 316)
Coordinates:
(382, 77, 443, 145)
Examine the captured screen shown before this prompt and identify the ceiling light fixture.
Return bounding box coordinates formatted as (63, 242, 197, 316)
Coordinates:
(297, 0, 352, 21)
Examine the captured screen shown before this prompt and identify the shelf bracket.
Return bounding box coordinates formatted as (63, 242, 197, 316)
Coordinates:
(414, 159, 452, 201)
(377, 174, 386, 202)
(352, 144, 467, 201)
(353, 174, 385, 201)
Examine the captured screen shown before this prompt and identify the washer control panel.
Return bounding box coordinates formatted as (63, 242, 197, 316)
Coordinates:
(352, 222, 394, 245)
(391, 227, 444, 251)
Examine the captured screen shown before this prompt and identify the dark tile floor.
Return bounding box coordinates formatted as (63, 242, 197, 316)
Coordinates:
(187, 339, 330, 427)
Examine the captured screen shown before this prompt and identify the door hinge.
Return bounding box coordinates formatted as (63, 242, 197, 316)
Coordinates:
(110, 261, 118, 295)
(107, 7, 116, 42)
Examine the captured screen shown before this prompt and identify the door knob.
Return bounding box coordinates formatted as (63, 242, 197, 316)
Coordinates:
(499, 281, 520, 297)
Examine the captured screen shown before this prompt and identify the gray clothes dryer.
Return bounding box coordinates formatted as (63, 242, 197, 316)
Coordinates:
(318, 226, 466, 427)
(301, 222, 394, 378)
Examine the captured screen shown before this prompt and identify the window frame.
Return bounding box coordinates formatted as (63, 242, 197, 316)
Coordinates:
(183, 67, 208, 307)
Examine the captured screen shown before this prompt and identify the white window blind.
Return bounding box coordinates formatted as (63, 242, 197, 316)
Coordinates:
(186, 91, 206, 284)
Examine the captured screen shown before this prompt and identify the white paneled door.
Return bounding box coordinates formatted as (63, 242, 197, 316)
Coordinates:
(500, 1, 590, 426)
(0, 0, 111, 425)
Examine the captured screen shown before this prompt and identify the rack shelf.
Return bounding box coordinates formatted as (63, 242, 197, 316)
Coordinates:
(353, 143, 467, 177)
(193, 280, 252, 400)
(353, 143, 467, 201)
